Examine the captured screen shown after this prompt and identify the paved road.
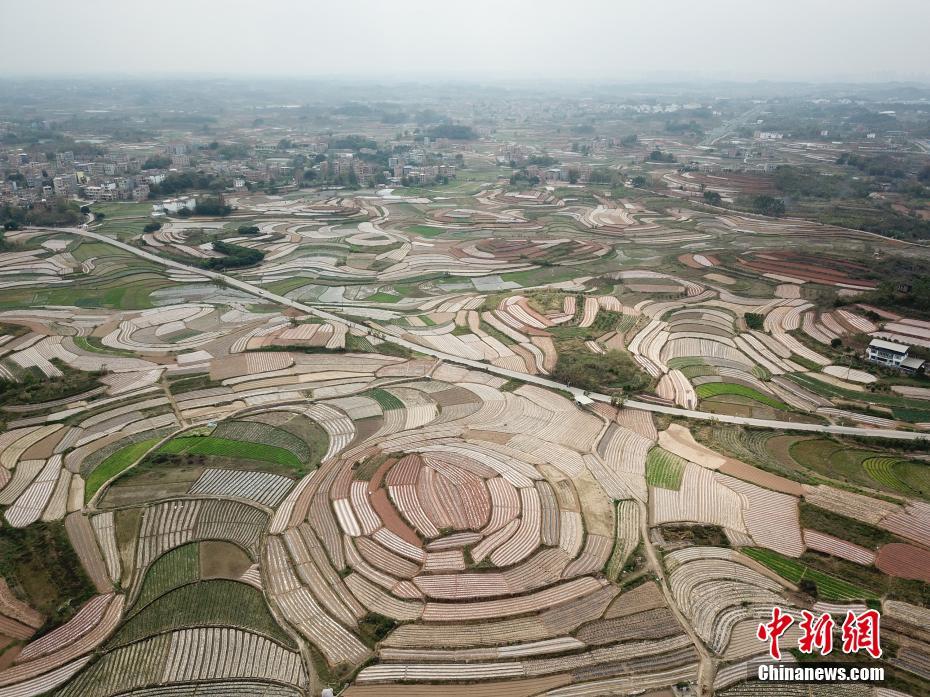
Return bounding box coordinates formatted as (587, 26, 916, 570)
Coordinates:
(700, 105, 766, 147)
(47, 226, 930, 442)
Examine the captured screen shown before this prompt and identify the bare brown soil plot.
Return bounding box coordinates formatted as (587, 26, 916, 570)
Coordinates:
(603, 580, 666, 619)
(736, 251, 877, 288)
(21, 428, 66, 460)
(876, 543, 930, 582)
(677, 253, 703, 269)
(200, 540, 253, 579)
(114, 507, 141, 586)
(765, 435, 812, 474)
(718, 459, 804, 496)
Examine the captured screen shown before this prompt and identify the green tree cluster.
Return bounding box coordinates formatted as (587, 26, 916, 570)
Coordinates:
(425, 124, 477, 140)
(552, 349, 648, 393)
(646, 149, 676, 163)
(751, 195, 786, 217)
(142, 155, 172, 170)
(194, 196, 232, 216)
(201, 240, 264, 270)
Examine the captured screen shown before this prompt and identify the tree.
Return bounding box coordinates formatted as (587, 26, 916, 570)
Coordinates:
(568, 169, 579, 185)
(552, 349, 648, 393)
(703, 190, 722, 206)
(751, 195, 786, 217)
(202, 240, 264, 270)
(527, 155, 558, 167)
(237, 225, 260, 235)
(3, 199, 83, 227)
(646, 149, 676, 163)
(330, 135, 377, 150)
(142, 155, 171, 170)
(425, 124, 477, 140)
(142, 222, 162, 233)
(798, 579, 818, 598)
(218, 144, 249, 160)
(149, 171, 230, 197)
(194, 197, 232, 216)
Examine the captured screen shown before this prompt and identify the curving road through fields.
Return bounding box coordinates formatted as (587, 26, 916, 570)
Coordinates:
(46, 226, 930, 442)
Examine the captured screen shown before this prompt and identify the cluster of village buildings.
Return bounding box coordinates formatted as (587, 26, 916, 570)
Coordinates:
(0, 125, 460, 210)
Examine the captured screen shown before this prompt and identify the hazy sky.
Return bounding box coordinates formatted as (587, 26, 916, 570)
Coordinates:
(5, 0, 930, 82)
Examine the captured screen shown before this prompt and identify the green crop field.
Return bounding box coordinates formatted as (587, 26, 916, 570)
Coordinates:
(798, 502, 895, 550)
(265, 277, 316, 296)
(680, 364, 718, 379)
(667, 357, 708, 370)
(789, 439, 930, 499)
(742, 547, 875, 600)
(892, 406, 930, 423)
(406, 224, 445, 237)
(862, 456, 930, 497)
(365, 292, 400, 303)
(131, 543, 200, 613)
(73, 335, 136, 357)
(695, 383, 792, 411)
(92, 201, 155, 219)
(157, 436, 302, 468)
(111, 579, 294, 649)
(85, 438, 160, 502)
(645, 447, 686, 490)
(212, 421, 311, 462)
(366, 388, 404, 411)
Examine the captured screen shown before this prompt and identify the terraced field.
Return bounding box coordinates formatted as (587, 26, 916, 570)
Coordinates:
(4, 149, 930, 697)
(156, 436, 303, 469)
(112, 580, 293, 648)
(695, 383, 792, 411)
(84, 439, 160, 502)
(131, 543, 201, 611)
(863, 457, 930, 497)
(645, 447, 686, 490)
(790, 439, 930, 499)
(742, 548, 876, 601)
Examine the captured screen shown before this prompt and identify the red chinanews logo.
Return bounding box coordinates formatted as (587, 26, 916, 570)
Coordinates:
(757, 607, 882, 660)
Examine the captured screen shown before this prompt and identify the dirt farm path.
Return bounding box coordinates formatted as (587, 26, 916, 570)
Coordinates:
(636, 498, 715, 695)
